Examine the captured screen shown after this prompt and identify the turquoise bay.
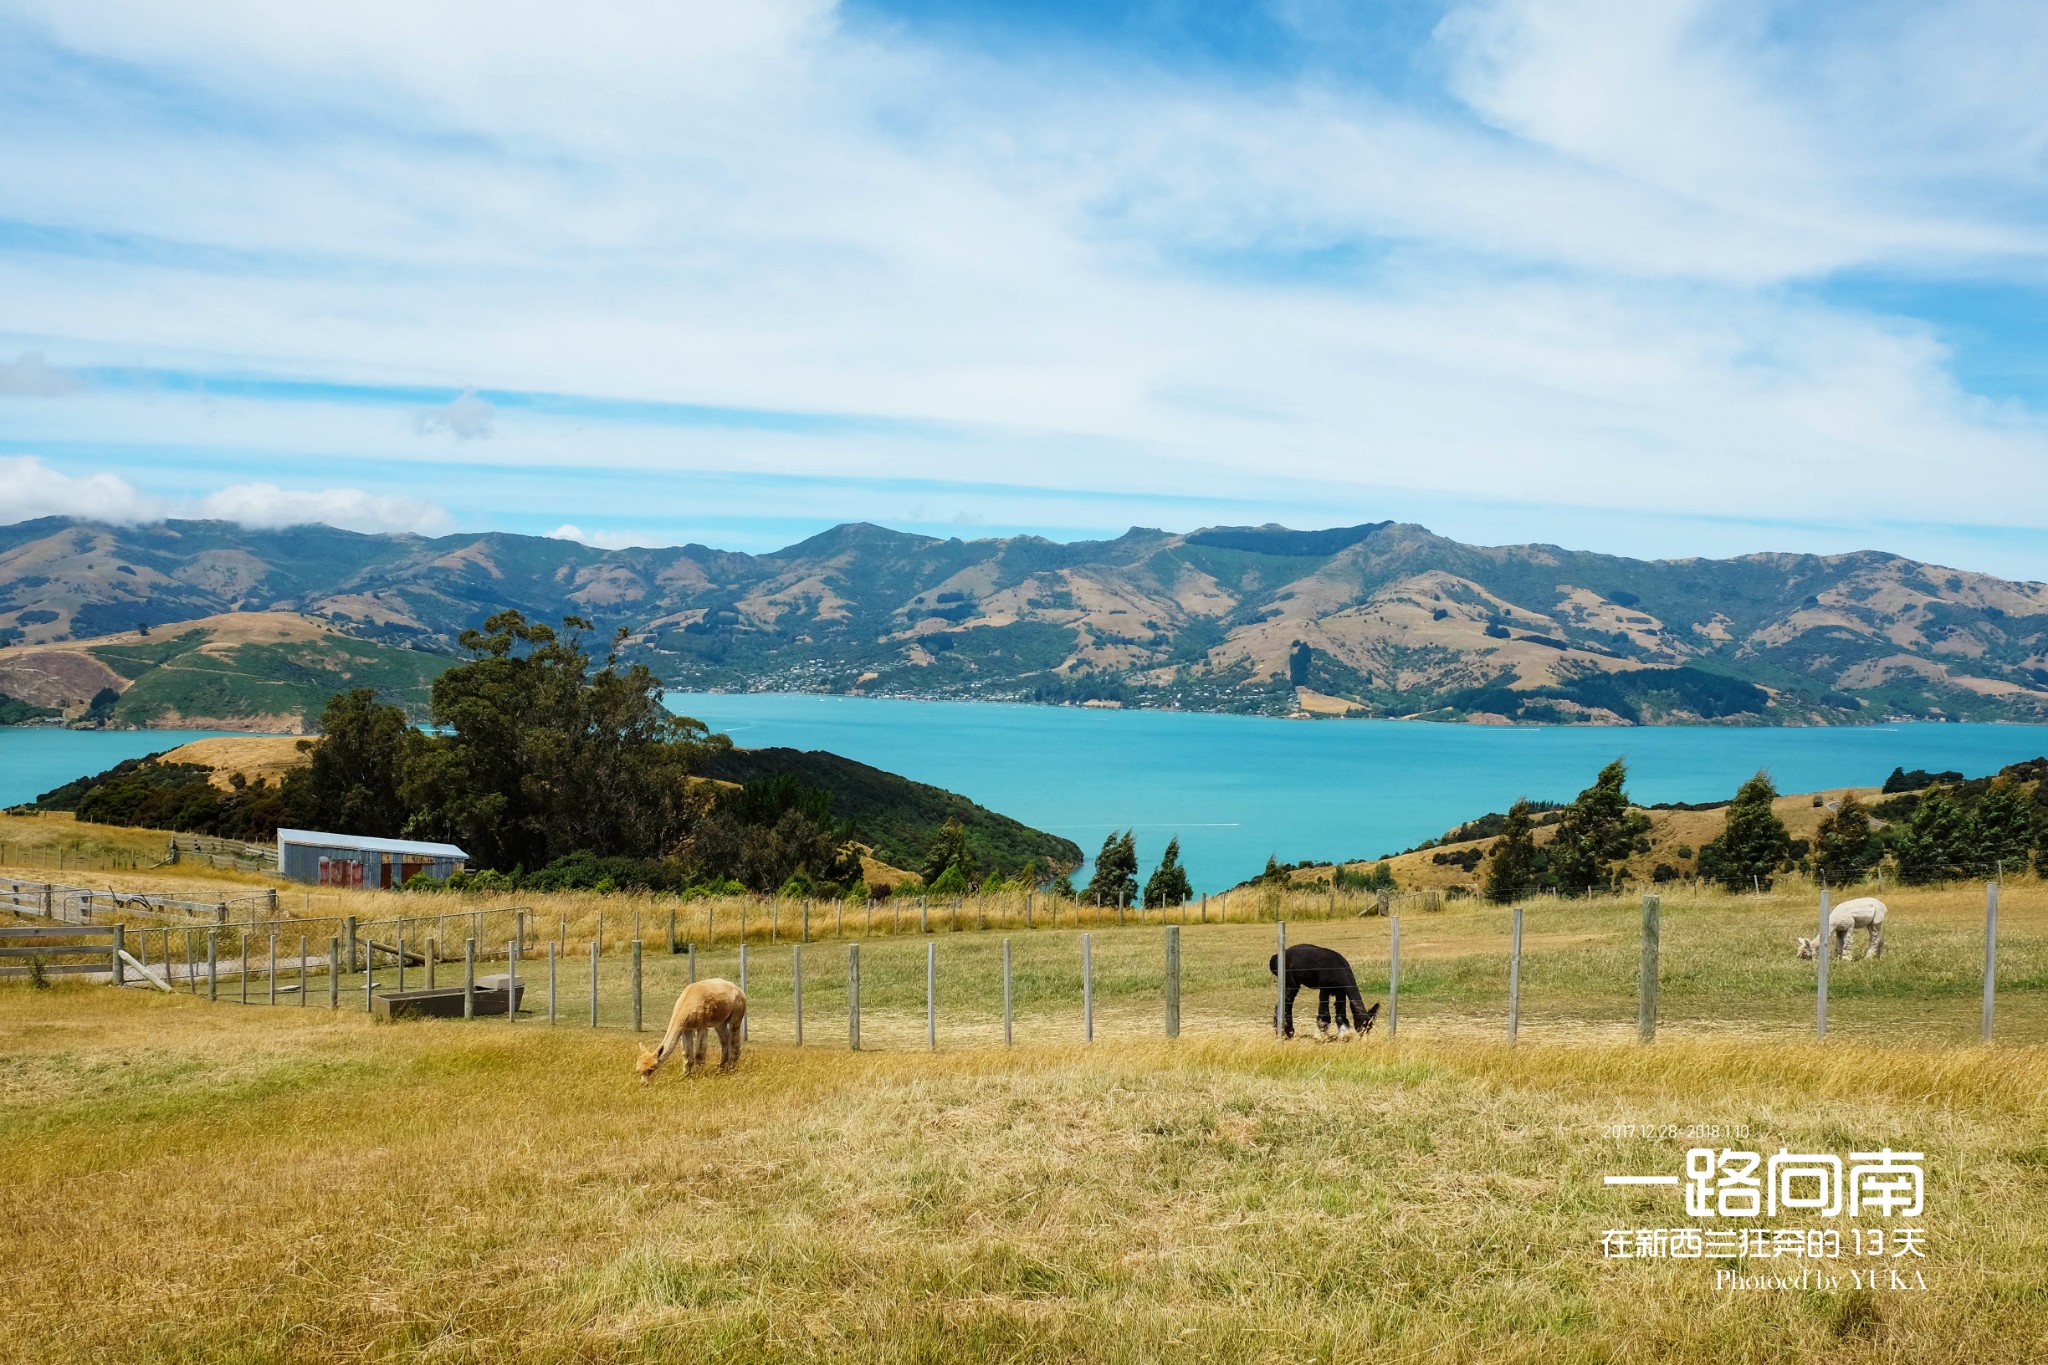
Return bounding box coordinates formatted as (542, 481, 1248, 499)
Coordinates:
(666, 694, 2048, 891)
(10, 702, 2048, 893)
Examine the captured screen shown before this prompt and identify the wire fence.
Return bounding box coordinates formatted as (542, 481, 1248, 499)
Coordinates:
(38, 881, 2037, 1050)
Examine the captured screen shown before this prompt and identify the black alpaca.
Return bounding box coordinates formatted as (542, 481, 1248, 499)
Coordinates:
(1268, 944, 1378, 1039)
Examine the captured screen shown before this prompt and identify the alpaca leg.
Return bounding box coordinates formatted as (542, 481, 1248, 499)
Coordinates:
(721, 1017, 740, 1070)
(1867, 924, 1884, 959)
(1344, 987, 1371, 1037)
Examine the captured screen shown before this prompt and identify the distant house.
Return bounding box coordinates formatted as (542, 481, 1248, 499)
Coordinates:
(276, 828, 469, 890)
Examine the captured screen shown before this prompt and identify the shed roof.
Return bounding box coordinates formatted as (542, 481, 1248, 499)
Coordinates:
(275, 829, 469, 859)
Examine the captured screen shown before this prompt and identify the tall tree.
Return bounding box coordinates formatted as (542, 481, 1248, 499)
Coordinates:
(401, 611, 726, 869)
(1812, 794, 1879, 887)
(1084, 830, 1138, 907)
(1484, 798, 1544, 902)
(920, 817, 975, 888)
(1971, 779, 2037, 877)
(1143, 837, 1192, 908)
(298, 687, 415, 837)
(1699, 771, 1792, 891)
(1893, 788, 1975, 885)
(1547, 759, 1648, 895)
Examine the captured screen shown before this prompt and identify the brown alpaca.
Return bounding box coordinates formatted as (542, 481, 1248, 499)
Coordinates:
(637, 979, 747, 1082)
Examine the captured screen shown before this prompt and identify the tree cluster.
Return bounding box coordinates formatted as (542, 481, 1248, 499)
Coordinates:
(306, 612, 859, 894)
(1485, 759, 1651, 900)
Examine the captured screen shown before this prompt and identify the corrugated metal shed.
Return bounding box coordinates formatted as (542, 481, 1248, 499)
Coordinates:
(276, 829, 470, 890)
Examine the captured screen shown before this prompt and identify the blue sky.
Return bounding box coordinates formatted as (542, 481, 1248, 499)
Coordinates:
(2, 0, 2047, 577)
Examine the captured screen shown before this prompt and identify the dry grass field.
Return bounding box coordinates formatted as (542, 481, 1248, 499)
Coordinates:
(4, 858, 2047, 1362)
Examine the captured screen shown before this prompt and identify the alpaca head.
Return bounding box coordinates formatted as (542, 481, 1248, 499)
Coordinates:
(1795, 936, 1816, 959)
(635, 1046, 664, 1083)
(1356, 1001, 1381, 1035)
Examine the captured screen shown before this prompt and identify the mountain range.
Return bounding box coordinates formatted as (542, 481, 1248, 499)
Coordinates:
(4, 515, 2047, 727)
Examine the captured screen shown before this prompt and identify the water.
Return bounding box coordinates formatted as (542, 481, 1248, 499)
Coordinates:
(12, 702, 2048, 892)
(0, 727, 236, 808)
(666, 693, 2048, 891)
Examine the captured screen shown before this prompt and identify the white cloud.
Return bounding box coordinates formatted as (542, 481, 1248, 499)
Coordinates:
(0, 351, 82, 397)
(0, 454, 160, 520)
(547, 523, 660, 550)
(0, 455, 453, 535)
(195, 482, 454, 535)
(414, 389, 495, 439)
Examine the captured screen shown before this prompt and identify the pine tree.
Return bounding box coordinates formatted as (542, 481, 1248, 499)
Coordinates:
(920, 817, 974, 888)
(1812, 794, 1878, 887)
(1547, 759, 1647, 895)
(1894, 789, 1974, 884)
(1084, 830, 1138, 907)
(1143, 836, 1193, 908)
(1699, 771, 1792, 891)
(1484, 798, 1543, 902)
(1971, 779, 2037, 878)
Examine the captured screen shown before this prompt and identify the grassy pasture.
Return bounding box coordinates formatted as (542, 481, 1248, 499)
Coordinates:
(4, 881, 2047, 1361)
(3, 987, 2045, 1363)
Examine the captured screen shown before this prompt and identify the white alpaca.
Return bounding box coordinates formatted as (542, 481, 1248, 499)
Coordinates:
(1796, 897, 1888, 961)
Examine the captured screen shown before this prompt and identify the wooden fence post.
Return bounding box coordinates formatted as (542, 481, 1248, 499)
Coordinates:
(1082, 932, 1094, 1043)
(1815, 887, 1830, 1041)
(738, 943, 748, 1040)
(548, 941, 557, 1025)
(631, 940, 643, 1033)
(328, 936, 339, 1009)
(207, 930, 218, 1002)
(926, 941, 936, 1051)
(427, 937, 438, 990)
(792, 944, 804, 1045)
(848, 943, 861, 1051)
(1508, 906, 1523, 1045)
(464, 938, 477, 1020)
(299, 934, 308, 1008)
(1388, 915, 1399, 1039)
(920, 898, 929, 935)
(240, 931, 250, 1006)
(1639, 894, 1660, 1043)
(1165, 925, 1181, 1038)
(1983, 881, 1998, 1043)
(668, 905, 677, 955)
(111, 923, 125, 987)
(1274, 921, 1287, 1039)
(1002, 938, 1013, 1046)
(508, 938, 519, 1024)
(343, 916, 357, 972)
(589, 940, 599, 1028)
(687, 942, 697, 984)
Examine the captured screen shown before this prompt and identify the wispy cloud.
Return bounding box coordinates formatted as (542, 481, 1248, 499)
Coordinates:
(414, 389, 495, 440)
(0, 350, 82, 397)
(1, 0, 2046, 573)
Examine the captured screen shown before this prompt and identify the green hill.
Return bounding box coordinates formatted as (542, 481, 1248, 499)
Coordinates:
(698, 746, 1082, 876)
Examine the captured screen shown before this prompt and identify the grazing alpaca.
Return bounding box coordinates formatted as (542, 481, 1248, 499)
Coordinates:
(1268, 944, 1378, 1040)
(637, 979, 747, 1082)
(1796, 897, 1888, 961)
